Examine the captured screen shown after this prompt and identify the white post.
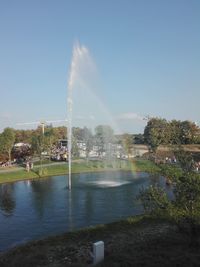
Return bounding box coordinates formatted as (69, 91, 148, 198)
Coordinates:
(93, 241, 104, 265)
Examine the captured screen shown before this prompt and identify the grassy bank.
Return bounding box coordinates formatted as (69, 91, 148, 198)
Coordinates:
(0, 159, 160, 184)
(0, 215, 199, 267)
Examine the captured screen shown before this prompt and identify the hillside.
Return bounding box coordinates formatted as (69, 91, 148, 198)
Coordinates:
(0, 216, 200, 267)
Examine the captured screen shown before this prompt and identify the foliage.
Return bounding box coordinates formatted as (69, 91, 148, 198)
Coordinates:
(143, 118, 200, 151)
(43, 127, 57, 157)
(15, 129, 34, 144)
(132, 159, 161, 173)
(174, 173, 200, 217)
(95, 125, 114, 155)
(173, 147, 194, 172)
(138, 185, 170, 215)
(134, 133, 145, 144)
(0, 128, 15, 162)
(138, 170, 200, 245)
(122, 134, 133, 158)
(31, 135, 43, 156)
(159, 164, 183, 182)
(144, 118, 169, 152)
(82, 127, 93, 158)
(72, 136, 79, 157)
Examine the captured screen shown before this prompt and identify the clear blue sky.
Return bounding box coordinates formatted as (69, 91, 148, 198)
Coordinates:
(0, 0, 200, 133)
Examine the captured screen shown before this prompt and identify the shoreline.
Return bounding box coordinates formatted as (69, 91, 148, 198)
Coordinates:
(0, 159, 160, 185)
(0, 168, 133, 185)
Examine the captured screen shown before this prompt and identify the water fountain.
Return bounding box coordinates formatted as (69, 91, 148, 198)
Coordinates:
(67, 43, 127, 190)
(67, 44, 85, 190)
(0, 45, 169, 253)
(67, 43, 100, 190)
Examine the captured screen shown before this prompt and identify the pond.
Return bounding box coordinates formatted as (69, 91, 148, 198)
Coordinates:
(0, 171, 170, 252)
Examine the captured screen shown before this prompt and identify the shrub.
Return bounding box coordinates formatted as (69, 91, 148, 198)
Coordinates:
(138, 185, 171, 216)
(138, 171, 200, 246)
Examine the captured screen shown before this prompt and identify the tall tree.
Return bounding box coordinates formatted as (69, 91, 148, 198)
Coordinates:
(43, 127, 57, 158)
(95, 125, 114, 156)
(0, 128, 15, 162)
(144, 118, 168, 152)
(180, 121, 199, 144)
(122, 134, 133, 158)
(134, 134, 145, 144)
(31, 134, 43, 157)
(169, 120, 182, 145)
(82, 127, 93, 160)
(73, 127, 84, 141)
(15, 129, 34, 144)
(72, 136, 79, 158)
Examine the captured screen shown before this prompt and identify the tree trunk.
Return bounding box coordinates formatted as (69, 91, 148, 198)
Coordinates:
(8, 149, 11, 164)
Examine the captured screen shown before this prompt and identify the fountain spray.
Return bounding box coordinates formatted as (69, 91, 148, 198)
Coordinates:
(67, 43, 89, 190)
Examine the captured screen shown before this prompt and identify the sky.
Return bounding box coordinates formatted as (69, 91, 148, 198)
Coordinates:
(0, 0, 200, 134)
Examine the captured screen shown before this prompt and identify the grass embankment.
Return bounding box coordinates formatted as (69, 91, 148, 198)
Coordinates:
(0, 159, 159, 184)
(0, 215, 199, 267)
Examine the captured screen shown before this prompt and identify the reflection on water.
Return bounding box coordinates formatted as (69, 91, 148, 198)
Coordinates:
(0, 184, 16, 216)
(67, 190, 73, 231)
(0, 171, 168, 252)
(30, 178, 55, 218)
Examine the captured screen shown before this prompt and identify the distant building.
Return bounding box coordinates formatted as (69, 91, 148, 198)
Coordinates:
(58, 139, 68, 148)
(14, 143, 31, 148)
(77, 141, 86, 150)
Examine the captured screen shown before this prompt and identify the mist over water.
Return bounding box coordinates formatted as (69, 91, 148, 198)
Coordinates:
(67, 43, 119, 131)
(67, 43, 122, 187)
(67, 43, 99, 188)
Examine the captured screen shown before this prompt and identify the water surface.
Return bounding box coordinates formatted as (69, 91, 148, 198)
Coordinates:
(0, 171, 169, 252)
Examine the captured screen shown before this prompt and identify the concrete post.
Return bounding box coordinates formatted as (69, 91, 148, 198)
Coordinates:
(93, 241, 104, 265)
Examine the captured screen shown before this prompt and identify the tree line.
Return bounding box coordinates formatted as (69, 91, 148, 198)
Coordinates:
(0, 125, 116, 161)
(144, 118, 200, 152)
(0, 118, 199, 161)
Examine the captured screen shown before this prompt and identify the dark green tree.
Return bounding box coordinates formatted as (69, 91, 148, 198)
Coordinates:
(144, 118, 169, 152)
(138, 167, 200, 246)
(43, 127, 57, 159)
(180, 121, 199, 144)
(0, 128, 15, 162)
(169, 120, 182, 145)
(174, 147, 194, 172)
(31, 134, 43, 157)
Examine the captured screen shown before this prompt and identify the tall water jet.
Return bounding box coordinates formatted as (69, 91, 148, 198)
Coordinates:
(67, 43, 120, 190)
(67, 46, 76, 190)
(67, 43, 93, 190)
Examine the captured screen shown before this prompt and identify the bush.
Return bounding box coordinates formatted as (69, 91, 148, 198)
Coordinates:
(137, 171, 200, 246)
(137, 185, 171, 216)
(159, 164, 183, 182)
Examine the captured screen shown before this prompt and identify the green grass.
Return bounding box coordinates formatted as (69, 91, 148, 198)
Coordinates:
(132, 158, 161, 173)
(0, 170, 39, 183)
(33, 159, 52, 166)
(0, 159, 160, 184)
